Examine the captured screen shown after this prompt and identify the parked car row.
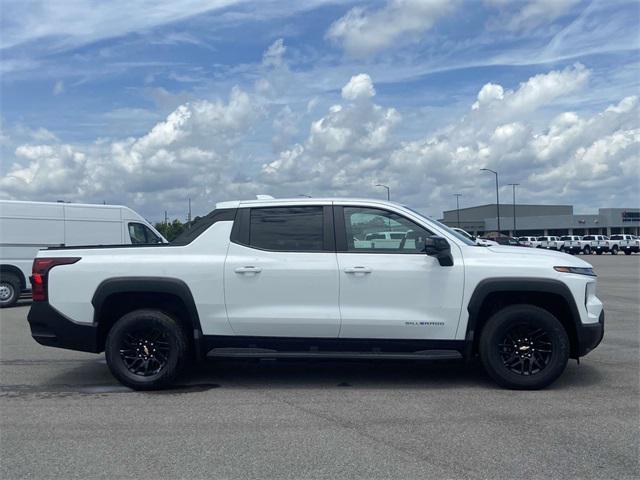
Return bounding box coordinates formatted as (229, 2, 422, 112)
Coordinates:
(521, 234, 639, 255)
(453, 229, 639, 255)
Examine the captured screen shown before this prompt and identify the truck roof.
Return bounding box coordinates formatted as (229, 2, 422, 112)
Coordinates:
(215, 197, 406, 210)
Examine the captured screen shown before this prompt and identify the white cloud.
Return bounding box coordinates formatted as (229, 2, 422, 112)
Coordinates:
(0, 0, 244, 50)
(326, 0, 457, 56)
(472, 83, 504, 110)
(52, 80, 64, 95)
(486, 0, 580, 31)
(263, 67, 639, 212)
(470, 63, 589, 119)
(263, 75, 400, 187)
(262, 38, 286, 67)
(1, 67, 638, 219)
(341, 73, 375, 101)
(0, 86, 261, 216)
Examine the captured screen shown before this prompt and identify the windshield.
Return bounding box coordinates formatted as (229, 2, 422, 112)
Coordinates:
(403, 207, 476, 246)
(453, 228, 475, 241)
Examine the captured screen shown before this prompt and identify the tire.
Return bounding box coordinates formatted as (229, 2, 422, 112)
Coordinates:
(105, 309, 190, 390)
(0, 273, 20, 308)
(611, 246, 618, 255)
(479, 304, 569, 390)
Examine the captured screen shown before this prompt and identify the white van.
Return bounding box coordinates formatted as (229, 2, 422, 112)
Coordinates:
(0, 200, 166, 307)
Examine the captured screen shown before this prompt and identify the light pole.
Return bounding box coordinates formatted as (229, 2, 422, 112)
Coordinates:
(375, 183, 390, 201)
(508, 183, 519, 237)
(453, 193, 462, 227)
(480, 168, 500, 234)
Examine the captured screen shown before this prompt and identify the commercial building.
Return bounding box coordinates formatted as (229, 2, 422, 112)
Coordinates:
(440, 204, 640, 237)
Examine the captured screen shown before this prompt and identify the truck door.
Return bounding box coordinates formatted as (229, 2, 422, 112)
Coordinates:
(224, 205, 340, 337)
(334, 205, 464, 340)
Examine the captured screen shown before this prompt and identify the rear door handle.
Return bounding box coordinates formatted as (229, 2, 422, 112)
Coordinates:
(235, 266, 262, 274)
(344, 266, 372, 274)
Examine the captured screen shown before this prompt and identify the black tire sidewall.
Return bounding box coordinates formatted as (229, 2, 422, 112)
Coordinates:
(0, 275, 19, 308)
(105, 309, 188, 390)
(479, 305, 569, 390)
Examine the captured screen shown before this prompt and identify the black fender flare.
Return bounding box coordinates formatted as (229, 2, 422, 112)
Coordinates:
(91, 277, 204, 356)
(464, 277, 582, 355)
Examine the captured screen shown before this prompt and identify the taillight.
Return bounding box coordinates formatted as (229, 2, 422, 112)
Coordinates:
(31, 257, 80, 301)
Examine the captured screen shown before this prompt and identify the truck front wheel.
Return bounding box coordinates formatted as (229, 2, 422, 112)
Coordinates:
(479, 305, 569, 390)
(105, 309, 189, 390)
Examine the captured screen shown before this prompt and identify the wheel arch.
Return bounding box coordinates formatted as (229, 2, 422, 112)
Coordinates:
(465, 278, 582, 358)
(0, 264, 27, 290)
(91, 277, 203, 357)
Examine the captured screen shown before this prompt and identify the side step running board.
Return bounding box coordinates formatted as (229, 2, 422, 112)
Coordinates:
(206, 348, 462, 361)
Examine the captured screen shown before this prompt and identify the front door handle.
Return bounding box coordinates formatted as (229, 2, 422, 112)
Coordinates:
(235, 266, 262, 274)
(344, 266, 372, 274)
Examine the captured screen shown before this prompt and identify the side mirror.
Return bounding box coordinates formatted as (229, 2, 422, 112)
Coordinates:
(424, 235, 454, 267)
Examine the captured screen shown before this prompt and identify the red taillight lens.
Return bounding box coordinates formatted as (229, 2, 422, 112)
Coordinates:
(31, 257, 80, 301)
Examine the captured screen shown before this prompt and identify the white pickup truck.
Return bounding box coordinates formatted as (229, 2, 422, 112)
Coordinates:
(582, 235, 611, 255)
(518, 236, 540, 248)
(609, 234, 639, 255)
(560, 236, 585, 254)
(538, 236, 563, 251)
(27, 197, 604, 391)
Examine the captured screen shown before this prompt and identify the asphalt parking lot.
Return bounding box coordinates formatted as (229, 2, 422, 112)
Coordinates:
(1, 255, 638, 479)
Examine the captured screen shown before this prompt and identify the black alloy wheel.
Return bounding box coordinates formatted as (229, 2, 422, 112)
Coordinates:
(479, 304, 569, 389)
(118, 328, 171, 376)
(498, 324, 553, 376)
(105, 309, 189, 390)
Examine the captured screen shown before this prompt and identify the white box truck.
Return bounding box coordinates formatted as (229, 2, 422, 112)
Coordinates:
(0, 200, 166, 307)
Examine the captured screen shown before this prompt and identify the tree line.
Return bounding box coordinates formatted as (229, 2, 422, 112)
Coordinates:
(154, 217, 203, 242)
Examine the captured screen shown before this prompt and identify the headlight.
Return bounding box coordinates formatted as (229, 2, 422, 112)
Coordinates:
(554, 266, 596, 276)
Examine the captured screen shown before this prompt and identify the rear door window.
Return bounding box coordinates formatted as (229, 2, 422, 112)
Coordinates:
(248, 206, 325, 252)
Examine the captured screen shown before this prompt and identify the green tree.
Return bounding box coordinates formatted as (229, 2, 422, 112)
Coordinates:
(154, 219, 186, 242)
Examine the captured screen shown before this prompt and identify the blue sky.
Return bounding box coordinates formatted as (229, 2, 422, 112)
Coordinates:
(1, 0, 638, 221)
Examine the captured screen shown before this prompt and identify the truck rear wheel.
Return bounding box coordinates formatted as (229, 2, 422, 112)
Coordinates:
(611, 245, 618, 255)
(0, 273, 20, 308)
(479, 305, 569, 390)
(105, 309, 189, 390)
